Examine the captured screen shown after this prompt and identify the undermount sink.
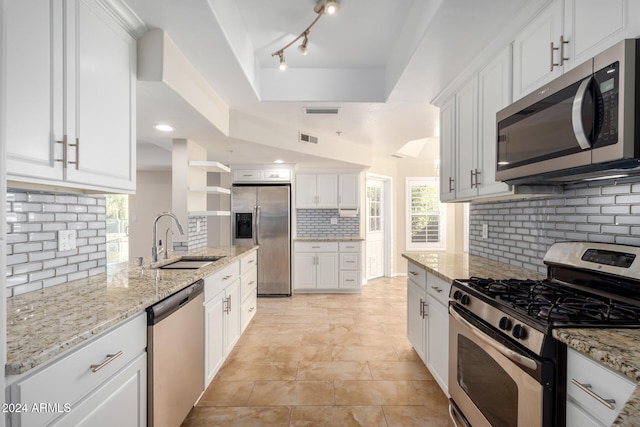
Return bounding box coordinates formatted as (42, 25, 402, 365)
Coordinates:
(156, 256, 225, 269)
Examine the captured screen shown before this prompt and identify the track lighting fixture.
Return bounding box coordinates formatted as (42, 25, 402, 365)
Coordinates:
(271, 0, 340, 70)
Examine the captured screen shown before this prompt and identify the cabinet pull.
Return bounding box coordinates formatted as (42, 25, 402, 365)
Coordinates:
(68, 137, 79, 169)
(422, 301, 429, 318)
(550, 41, 559, 71)
(431, 286, 443, 293)
(55, 135, 68, 168)
(247, 259, 254, 264)
(222, 274, 232, 281)
(550, 36, 569, 71)
(223, 297, 229, 314)
(419, 298, 424, 317)
(249, 280, 255, 285)
(570, 378, 616, 410)
(90, 350, 123, 373)
(409, 270, 418, 276)
(448, 177, 455, 193)
(311, 246, 321, 249)
(227, 295, 232, 313)
(249, 306, 255, 313)
(474, 169, 481, 186)
(469, 169, 474, 188)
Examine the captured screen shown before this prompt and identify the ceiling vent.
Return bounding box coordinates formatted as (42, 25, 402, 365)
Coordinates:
(299, 132, 318, 144)
(303, 107, 340, 115)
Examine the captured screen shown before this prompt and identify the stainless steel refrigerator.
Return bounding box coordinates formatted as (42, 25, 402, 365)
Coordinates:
(231, 184, 291, 296)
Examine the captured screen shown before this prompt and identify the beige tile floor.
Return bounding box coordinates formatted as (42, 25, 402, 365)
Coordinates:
(181, 277, 450, 427)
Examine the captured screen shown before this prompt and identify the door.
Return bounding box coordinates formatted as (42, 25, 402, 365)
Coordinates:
(366, 179, 384, 280)
(257, 186, 291, 295)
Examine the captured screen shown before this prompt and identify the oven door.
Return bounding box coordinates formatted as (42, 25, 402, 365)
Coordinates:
(449, 304, 550, 427)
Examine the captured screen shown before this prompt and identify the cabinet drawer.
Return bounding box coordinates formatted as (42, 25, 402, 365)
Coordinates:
(339, 271, 360, 289)
(205, 261, 240, 301)
(241, 267, 258, 302)
(233, 170, 262, 182)
(262, 169, 290, 181)
(566, 348, 636, 426)
(295, 242, 339, 252)
(11, 313, 146, 427)
(407, 261, 427, 290)
(339, 253, 360, 270)
(241, 293, 258, 332)
(426, 273, 451, 307)
(241, 251, 257, 273)
(339, 241, 361, 252)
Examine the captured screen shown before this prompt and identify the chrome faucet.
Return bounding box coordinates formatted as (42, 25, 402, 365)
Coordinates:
(164, 227, 173, 260)
(152, 212, 184, 263)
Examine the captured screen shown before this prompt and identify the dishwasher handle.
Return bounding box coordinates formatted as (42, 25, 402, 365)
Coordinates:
(147, 279, 204, 325)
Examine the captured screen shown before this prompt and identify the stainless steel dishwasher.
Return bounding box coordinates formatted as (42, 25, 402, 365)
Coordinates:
(147, 280, 204, 427)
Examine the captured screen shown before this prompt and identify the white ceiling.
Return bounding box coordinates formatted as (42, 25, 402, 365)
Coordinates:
(125, 0, 544, 170)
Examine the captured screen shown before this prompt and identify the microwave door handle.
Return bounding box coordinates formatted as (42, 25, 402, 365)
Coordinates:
(572, 77, 594, 150)
(449, 306, 538, 370)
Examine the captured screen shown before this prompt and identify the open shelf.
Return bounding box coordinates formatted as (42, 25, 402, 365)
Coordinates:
(188, 161, 230, 173)
(189, 186, 231, 195)
(188, 211, 231, 217)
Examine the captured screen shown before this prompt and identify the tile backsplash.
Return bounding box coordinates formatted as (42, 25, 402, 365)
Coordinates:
(6, 189, 107, 296)
(469, 179, 640, 274)
(297, 209, 360, 237)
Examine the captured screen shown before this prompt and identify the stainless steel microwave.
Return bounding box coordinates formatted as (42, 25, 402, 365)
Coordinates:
(496, 39, 640, 184)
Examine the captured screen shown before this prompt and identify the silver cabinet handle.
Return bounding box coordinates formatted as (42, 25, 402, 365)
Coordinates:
(431, 286, 443, 293)
(448, 177, 455, 193)
(55, 135, 68, 167)
(90, 350, 123, 373)
(69, 137, 79, 169)
(249, 306, 255, 313)
(222, 275, 232, 281)
(419, 298, 424, 317)
(311, 246, 321, 249)
(571, 379, 616, 410)
(450, 305, 537, 370)
(469, 169, 474, 188)
(474, 168, 481, 186)
(550, 35, 569, 71)
(409, 270, 418, 276)
(227, 295, 231, 313)
(422, 300, 429, 319)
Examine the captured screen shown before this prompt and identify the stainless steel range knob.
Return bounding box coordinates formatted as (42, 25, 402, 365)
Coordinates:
(512, 324, 527, 339)
(453, 290, 463, 300)
(498, 316, 512, 331)
(460, 294, 470, 305)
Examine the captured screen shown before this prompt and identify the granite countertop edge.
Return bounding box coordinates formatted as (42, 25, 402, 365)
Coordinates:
(402, 251, 640, 427)
(293, 237, 364, 242)
(6, 245, 258, 377)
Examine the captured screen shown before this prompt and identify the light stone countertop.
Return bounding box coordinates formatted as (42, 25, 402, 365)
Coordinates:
(293, 237, 364, 242)
(403, 251, 640, 427)
(5, 245, 258, 376)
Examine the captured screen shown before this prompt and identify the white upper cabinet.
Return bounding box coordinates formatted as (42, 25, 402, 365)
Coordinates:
(454, 77, 479, 201)
(6, 0, 137, 193)
(513, 0, 640, 100)
(439, 98, 456, 202)
(338, 174, 359, 209)
(295, 171, 361, 209)
(477, 48, 512, 197)
(513, 0, 564, 100)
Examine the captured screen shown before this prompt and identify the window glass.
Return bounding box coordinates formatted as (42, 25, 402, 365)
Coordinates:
(367, 185, 382, 232)
(406, 178, 445, 250)
(106, 194, 129, 264)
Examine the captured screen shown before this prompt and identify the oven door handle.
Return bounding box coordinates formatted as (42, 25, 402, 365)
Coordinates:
(450, 305, 538, 370)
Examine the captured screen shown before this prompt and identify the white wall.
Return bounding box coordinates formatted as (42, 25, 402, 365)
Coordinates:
(128, 171, 172, 260)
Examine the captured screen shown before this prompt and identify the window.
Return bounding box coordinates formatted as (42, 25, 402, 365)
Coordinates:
(367, 184, 382, 233)
(106, 194, 129, 264)
(406, 177, 446, 250)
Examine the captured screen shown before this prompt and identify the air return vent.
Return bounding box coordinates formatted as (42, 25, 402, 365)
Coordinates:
(303, 107, 340, 115)
(299, 132, 318, 144)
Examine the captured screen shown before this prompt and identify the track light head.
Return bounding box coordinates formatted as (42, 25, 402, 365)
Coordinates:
(277, 51, 288, 70)
(323, 0, 340, 15)
(298, 33, 309, 55)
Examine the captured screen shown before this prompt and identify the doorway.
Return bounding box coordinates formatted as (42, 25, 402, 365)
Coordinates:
(365, 174, 392, 280)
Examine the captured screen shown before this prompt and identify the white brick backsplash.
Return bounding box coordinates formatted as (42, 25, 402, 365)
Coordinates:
(470, 178, 640, 274)
(296, 209, 359, 237)
(6, 189, 107, 296)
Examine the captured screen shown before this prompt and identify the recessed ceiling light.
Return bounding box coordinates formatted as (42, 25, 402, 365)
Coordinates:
(154, 124, 174, 132)
(274, 159, 284, 164)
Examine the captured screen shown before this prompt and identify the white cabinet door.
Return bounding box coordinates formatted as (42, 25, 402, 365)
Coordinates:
(316, 174, 339, 208)
(564, 0, 640, 70)
(455, 76, 479, 200)
(293, 252, 317, 290)
(338, 174, 359, 208)
(478, 47, 512, 197)
(64, 0, 136, 192)
(513, 0, 564, 100)
(316, 253, 339, 288)
(407, 280, 426, 362)
(225, 281, 241, 356)
(439, 97, 456, 202)
(204, 291, 225, 386)
(5, 0, 64, 182)
(295, 174, 318, 208)
(5, 0, 135, 193)
(51, 354, 146, 427)
(426, 297, 449, 395)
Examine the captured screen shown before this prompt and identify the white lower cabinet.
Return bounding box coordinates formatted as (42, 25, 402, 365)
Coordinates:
(406, 261, 451, 396)
(7, 313, 147, 427)
(240, 251, 258, 332)
(565, 348, 636, 427)
(203, 260, 242, 387)
(294, 241, 362, 293)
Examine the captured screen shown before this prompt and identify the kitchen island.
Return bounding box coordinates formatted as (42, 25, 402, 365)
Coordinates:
(403, 251, 640, 427)
(6, 245, 257, 376)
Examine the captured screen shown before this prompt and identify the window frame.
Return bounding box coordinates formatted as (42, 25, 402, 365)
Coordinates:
(405, 177, 446, 251)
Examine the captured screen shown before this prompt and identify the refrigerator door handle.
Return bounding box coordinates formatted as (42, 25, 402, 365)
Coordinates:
(253, 205, 260, 245)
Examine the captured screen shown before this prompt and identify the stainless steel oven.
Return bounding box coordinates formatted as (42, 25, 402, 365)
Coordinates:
(448, 304, 554, 427)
